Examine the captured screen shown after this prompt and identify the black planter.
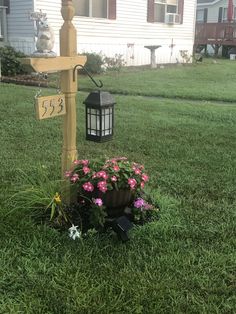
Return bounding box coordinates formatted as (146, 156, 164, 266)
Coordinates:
(98, 189, 134, 217)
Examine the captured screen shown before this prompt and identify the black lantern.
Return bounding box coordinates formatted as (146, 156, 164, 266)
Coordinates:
(84, 90, 115, 142)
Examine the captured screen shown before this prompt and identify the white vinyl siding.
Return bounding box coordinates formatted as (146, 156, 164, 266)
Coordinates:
(7, 0, 34, 37)
(7, 0, 35, 53)
(6, 0, 196, 65)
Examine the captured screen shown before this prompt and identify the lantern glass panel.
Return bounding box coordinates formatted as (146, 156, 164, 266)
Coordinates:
(102, 108, 112, 136)
(87, 108, 100, 136)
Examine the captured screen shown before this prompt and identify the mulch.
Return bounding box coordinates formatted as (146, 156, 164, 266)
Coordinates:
(1, 75, 49, 87)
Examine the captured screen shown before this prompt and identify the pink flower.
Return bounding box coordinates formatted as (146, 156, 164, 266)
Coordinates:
(134, 168, 141, 175)
(73, 159, 89, 166)
(71, 173, 79, 183)
(65, 171, 72, 178)
(128, 178, 137, 190)
(134, 198, 145, 208)
(82, 182, 94, 192)
(113, 165, 120, 172)
(134, 198, 153, 211)
(144, 203, 153, 210)
(111, 176, 117, 182)
(83, 166, 90, 174)
(141, 174, 149, 182)
(97, 181, 108, 193)
(93, 198, 103, 207)
(97, 181, 107, 187)
(99, 186, 108, 193)
(96, 171, 109, 180)
(81, 159, 89, 166)
(141, 181, 145, 189)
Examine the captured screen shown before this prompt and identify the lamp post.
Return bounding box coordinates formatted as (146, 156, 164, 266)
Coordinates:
(84, 90, 115, 142)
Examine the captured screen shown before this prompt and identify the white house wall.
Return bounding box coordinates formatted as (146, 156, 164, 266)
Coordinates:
(8, 0, 196, 65)
(7, 0, 35, 54)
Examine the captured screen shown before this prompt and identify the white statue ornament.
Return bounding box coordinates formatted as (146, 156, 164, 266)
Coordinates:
(30, 11, 56, 57)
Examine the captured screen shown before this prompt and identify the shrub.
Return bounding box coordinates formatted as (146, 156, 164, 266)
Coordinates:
(81, 52, 104, 74)
(102, 54, 126, 71)
(0, 46, 27, 76)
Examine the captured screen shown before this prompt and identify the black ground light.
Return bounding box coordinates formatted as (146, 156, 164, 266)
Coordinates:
(111, 216, 133, 242)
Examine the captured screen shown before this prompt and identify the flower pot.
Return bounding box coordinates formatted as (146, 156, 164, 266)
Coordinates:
(98, 189, 134, 217)
(103, 189, 133, 208)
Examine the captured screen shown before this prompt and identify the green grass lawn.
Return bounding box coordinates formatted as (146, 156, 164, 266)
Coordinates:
(0, 63, 236, 313)
(79, 59, 236, 102)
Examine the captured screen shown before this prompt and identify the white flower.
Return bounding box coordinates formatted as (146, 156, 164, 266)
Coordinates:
(68, 224, 81, 240)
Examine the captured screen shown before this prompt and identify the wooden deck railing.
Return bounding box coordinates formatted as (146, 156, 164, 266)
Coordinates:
(195, 22, 236, 46)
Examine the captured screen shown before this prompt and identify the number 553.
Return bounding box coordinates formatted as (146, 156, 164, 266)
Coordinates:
(35, 94, 66, 120)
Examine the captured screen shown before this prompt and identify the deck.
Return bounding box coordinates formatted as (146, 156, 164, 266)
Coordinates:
(195, 22, 236, 46)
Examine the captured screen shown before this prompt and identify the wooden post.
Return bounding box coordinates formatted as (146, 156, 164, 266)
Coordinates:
(21, 0, 87, 204)
(60, 0, 78, 202)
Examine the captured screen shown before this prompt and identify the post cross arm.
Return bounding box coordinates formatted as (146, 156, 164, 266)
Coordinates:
(21, 55, 87, 73)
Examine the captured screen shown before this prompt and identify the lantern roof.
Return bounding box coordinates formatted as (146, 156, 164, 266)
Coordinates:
(83, 90, 116, 107)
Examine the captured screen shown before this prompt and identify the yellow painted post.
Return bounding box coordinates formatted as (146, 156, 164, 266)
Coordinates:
(60, 0, 77, 172)
(20, 1, 86, 204)
(60, 0, 78, 202)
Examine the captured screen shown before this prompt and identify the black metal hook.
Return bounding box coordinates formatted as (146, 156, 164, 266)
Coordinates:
(73, 64, 103, 88)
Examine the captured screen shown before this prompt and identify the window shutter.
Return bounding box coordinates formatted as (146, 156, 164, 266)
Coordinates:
(108, 0, 116, 19)
(218, 7, 223, 22)
(4, 0, 10, 14)
(178, 0, 184, 24)
(203, 8, 208, 22)
(147, 0, 155, 23)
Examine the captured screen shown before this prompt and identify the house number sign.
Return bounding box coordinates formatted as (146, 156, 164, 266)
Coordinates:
(35, 94, 66, 120)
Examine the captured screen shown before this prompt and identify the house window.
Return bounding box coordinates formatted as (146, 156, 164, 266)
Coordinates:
(154, 0, 178, 23)
(196, 8, 208, 23)
(73, 0, 108, 18)
(196, 9, 204, 22)
(147, 0, 184, 24)
(0, 0, 9, 14)
(223, 7, 228, 22)
(219, 7, 230, 22)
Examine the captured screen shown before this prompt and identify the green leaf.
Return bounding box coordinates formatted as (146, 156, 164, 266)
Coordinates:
(50, 203, 56, 220)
